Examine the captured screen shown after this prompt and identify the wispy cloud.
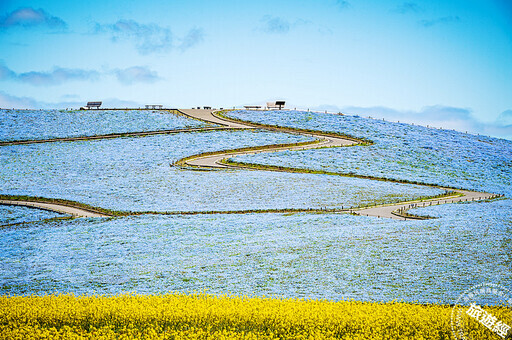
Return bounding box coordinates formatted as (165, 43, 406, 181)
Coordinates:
(336, 0, 351, 10)
(178, 27, 205, 51)
(496, 110, 512, 126)
(346, 105, 512, 140)
(0, 63, 161, 86)
(0, 64, 99, 86)
(0, 91, 41, 109)
(61, 94, 80, 100)
(0, 91, 142, 109)
(307, 104, 512, 141)
(339, 105, 475, 130)
(19, 68, 99, 86)
(0, 64, 16, 79)
(94, 19, 204, 54)
(420, 16, 460, 27)
(0, 7, 67, 31)
(259, 16, 313, 35)
(393, 2, 423, 14)
(95, 19, 172, 53)
(114, 66, 161, 85)
(260, 16, 290, 34)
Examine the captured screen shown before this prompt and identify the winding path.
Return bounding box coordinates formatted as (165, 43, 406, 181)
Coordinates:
(0, 108, 500, 220)
(178, 109, 356, 168)
(352, 189, 496, 220)
(177, 109, 498, 219)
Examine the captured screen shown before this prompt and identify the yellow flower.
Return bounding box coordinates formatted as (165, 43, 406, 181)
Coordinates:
(0, 293, 501, 339)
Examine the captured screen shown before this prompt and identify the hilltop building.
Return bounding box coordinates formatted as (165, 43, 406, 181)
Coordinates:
(266, 101, 286, 110)
(145, 105, 163, 109)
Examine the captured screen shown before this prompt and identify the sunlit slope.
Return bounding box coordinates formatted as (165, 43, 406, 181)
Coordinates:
(0, 130, 442, 212)
(0, 109, 212, 142)
(228, 110, 512, 196)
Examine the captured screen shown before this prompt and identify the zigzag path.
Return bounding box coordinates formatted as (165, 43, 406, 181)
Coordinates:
(0, 109, 499, 220)
(178, 109, 498, 220)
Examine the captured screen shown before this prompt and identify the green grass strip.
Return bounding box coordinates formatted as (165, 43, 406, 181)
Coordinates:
(0, 127, 239, 146)
(221, 159, 469, 191)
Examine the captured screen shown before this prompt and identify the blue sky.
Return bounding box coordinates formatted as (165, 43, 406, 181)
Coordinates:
(0, 0, 511, 139)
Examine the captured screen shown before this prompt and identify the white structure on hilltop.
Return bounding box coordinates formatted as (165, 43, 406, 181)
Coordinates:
(145, 104, 163, 109)
(266, 101, 285, 110)
(242, 101, 286, 110)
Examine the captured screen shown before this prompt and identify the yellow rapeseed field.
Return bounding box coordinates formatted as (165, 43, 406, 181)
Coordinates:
(0, 292, 504, 339)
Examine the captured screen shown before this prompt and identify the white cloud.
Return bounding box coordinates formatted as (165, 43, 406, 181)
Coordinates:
(18, 68, 100, 86)
(260, 16, 290, 34)
(496, 110, 512, 126)
(0, 63, 161, 86)
(94, 19, 204, 54)
(393, 2, 423, 14)
(0, 63, 99, 86)
(259, 16, 314, 35)
(0, 7, 67, 31)
(0, 91, 142, 109)
(0, 91, 41, 109)
(114, 66, 161, 85)
(336, 0, 351, 10)
(0, 64, 16, 79)
(178, 27, 205, 51)
(420, 16, 460, 28)
(305, 104, 512, 141)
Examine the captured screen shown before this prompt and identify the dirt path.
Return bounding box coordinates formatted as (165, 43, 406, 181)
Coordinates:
(184, 137, 349, 168)
(178, 109, 499, 220)
(0, 109, 500, 220)
(178, 109, 356, 168)
(0, 200, 110, 218)
(352, 189, 498, 220)
(179, 109, 249, 128)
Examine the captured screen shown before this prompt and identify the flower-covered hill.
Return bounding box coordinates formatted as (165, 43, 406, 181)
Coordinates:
(228, 110, 512, 196)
